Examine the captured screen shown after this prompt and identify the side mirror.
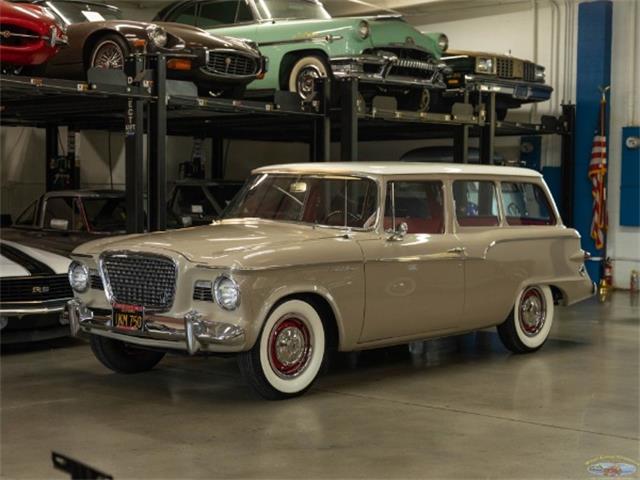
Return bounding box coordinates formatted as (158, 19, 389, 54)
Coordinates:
(50, 218, 69, 231)
(386, 222, 408, 242)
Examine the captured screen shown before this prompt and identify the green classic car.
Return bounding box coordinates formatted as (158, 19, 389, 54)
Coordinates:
(155, 0, 449, 110)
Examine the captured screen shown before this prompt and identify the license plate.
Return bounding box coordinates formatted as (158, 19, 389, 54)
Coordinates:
(112, 304, 144, 332)
(514, 85, 531, 100)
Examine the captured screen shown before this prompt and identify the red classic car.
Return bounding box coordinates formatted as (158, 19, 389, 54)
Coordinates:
(0, 0, 65, 67)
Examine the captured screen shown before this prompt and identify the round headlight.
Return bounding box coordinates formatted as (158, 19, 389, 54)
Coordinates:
(437, 33, 448, 52)
(68, 261, 89, 293)
(213, 275, 240, 311)
(146, 25, 168, 48)
(358, 20, 370, 40)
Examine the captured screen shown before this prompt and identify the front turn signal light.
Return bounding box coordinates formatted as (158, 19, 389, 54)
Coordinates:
(167, 58, 192, 71)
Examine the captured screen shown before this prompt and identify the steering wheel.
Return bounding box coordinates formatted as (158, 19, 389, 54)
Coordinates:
(507, 203, 523, 216)
(323, 210, 360, 225)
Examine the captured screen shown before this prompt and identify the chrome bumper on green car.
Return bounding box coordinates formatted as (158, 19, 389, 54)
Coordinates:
(67, 299, 246, 355)
(331, 53, 447, 88)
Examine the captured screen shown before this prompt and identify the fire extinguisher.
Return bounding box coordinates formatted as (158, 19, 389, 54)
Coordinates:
(603, 257, 613, 286)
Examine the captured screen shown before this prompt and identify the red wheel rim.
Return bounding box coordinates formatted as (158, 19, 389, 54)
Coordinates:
(268, 315, 312, 378)
(519, 287, 546, 337)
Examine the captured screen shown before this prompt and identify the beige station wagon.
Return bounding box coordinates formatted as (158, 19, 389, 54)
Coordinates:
(68, 163, 595, 399)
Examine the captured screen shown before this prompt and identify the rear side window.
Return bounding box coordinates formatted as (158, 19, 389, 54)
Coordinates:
(384, 181, 445, 234)
(453, 180, 499, 227)
(15, 200, 37, 226)
(501, 182, 556, 226)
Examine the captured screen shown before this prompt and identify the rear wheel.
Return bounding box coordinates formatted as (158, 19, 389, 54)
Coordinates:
(238, 299, 327, 400)
(89, 34, 129, 71)
(287, 55, 329, 101)
(497, 285, 554, 353)
(90, 335, 165, 374)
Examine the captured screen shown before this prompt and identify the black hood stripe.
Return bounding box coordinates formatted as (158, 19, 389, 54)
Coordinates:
(0, 243, 56, 276)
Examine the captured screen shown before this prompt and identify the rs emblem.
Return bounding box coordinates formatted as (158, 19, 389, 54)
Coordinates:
(32, 286, 50, 294)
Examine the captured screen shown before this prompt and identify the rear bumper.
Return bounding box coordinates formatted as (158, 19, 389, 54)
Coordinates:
(459, 74, 553, 102)
(331, 54, 446, 88)
(67, 299, 246, 354)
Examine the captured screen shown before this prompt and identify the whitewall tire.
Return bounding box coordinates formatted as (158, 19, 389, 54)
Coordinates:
(288, 56, 329, 101)
(238, 299, 326, 400)
(497, 285, 554, 353)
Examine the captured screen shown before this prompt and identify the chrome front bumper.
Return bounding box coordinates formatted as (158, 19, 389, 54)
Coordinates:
(331, 54, 446, 88)
(461, 74, 553, 101)
(0, 300, 68, 318)
(67, 299, 246, 354)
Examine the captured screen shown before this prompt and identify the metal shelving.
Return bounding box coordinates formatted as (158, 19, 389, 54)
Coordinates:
(0, 53, 574, 233)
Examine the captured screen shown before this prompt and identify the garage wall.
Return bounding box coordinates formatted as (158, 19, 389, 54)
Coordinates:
(607, 0, 640, 289)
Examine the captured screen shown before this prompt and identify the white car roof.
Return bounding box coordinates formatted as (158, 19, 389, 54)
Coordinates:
(253, 162, 542, 178)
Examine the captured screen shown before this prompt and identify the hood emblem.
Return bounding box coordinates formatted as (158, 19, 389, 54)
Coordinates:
(406, 36, 415, 46)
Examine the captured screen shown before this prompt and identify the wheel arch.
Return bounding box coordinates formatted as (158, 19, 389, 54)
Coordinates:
(255, 287, 343, 352)
(279, 48, 331, 90)
(82, 29, 129, 69)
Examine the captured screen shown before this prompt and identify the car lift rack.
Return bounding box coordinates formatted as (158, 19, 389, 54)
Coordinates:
(0, 53, 575, 233)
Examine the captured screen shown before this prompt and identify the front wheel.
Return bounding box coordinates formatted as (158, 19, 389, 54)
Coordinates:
(238, 299, 327, 400)
(287, 55, 329, 102)
(90, 335, 165, 374)
(89, 34, 129, 71)
(497, 285, 554, 353)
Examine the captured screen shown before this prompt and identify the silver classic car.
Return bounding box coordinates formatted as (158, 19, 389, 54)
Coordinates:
(68, 163, 594, 399)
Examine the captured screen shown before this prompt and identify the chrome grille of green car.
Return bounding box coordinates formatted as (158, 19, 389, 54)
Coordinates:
(205, 52, 258, 77)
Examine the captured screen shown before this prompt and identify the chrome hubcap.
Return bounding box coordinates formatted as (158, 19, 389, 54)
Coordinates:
(519, 287, 546, 337)
(296, 65, 323, 100)
(93, 42, 124, 70)
(268, 315, 312, 378)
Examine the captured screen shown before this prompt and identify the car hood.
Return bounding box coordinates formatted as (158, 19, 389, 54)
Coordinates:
(1, 239, 71, 276)
(155, 22, 260, 55)
(259, 16, 441, 57)
(72, 219, 352, 269)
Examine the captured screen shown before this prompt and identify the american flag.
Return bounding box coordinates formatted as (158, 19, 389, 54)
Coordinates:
(588, 97, 608, 250)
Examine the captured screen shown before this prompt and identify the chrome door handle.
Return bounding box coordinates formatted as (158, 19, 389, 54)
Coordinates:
(447, 247, 466, 255)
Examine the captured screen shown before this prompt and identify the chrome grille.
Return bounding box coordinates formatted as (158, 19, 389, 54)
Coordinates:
(0, 275, 72, 302)
(496, 58, 514, 78)
(101, 253, 176, 311)
(523, 62, 536, 82)
(193, 285, 213, 302)
(90, 272, 104, 290)
(205, 52, 258, 77)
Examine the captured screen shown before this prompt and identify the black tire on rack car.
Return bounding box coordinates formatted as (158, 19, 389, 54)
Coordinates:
(88, 33, 130, 71)
(90, 335, 165, 374)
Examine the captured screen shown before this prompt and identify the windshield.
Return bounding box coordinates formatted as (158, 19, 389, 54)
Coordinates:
(224, 174, 378, 229)
(254, 0, 331, 21)
(45, 1, 122, 25)
(82, 197, 127, 232)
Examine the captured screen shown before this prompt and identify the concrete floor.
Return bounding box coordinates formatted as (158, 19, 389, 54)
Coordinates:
(1, 292, 638, 479)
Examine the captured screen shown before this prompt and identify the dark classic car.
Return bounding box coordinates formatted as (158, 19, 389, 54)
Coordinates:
(0, 0, 66, 70)
(15, 0, 267, 96)
(0, 239, 73, 343)
(1, 190, 130, 256)
(436, 49, 553, 120)
(169, 179, 243, 226)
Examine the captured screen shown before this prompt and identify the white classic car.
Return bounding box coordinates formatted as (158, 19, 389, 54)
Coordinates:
(68, 163, 594, 399)
(0, 239, 72, 343)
